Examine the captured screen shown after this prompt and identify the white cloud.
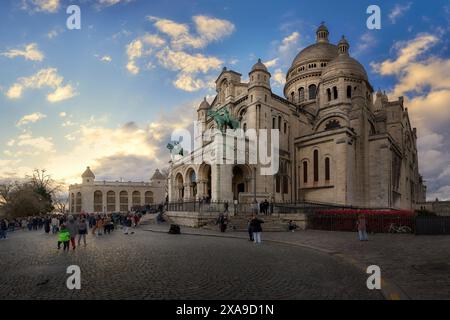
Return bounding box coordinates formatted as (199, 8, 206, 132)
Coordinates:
(96, 55, 112, 63)
(125, 15, 233, 90)
(156, 48, 222, 74)
(47, 27, 64, 39)
(6, 68, 76, 103)
(1, 43, 44, 62)
(59, 112, 67, 117)
(279, 32, 300, 54)
(17, 112, 47, 127)
(147, 15, 235, 50)
(389, 2, 413, 24)
(96, 0, 133, 9)
(264, 58, 279, 68)
(16, 133, 55, 153)
(371, 34, 439, 75)
(21, 0, 60, 13)
(193, 15, 235, 43)
(272, 69, 286, 87)
(353, 32, 377, 57)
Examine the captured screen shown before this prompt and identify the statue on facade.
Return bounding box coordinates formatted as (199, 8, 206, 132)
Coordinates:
(208, 108, 240, 132)
(167, 141, 184, 157)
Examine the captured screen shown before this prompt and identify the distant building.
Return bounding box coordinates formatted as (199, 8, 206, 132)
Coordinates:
(68, 167, 167, 214)
(168, 24, 425, 210)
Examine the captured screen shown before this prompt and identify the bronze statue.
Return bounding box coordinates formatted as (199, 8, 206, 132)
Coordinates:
(207, 108, 240, 132)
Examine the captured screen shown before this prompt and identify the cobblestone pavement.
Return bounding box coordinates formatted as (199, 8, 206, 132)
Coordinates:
(142, 223, 450, 300)
(0, 226, 382, 300)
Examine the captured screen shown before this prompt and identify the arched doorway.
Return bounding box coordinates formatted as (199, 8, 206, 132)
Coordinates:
(186, 168, 197, 200)
(232, 165, 250, 201)
(199, 164, 212, 201)
(175, 173, 184, 201)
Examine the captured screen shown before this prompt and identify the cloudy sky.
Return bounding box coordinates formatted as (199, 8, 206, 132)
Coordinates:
(0, 0, 449, 200)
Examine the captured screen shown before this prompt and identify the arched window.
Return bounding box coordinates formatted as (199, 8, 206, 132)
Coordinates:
(107, 191, 115, 212)
(145, 191, 154, 205)
(75, 192, 82, 213)
(276, 176, 281, 193)
(272, 118, 276, 129)
(314, 150, 319, 182)
(278, 116, 281, 130)
(284, 122, 287, 134)
(303, 161, 308, 184)
(283, 176, 289, 194)
(325, 157, 331, 181)
(94, 191, 103, 212)
(309, 84, 317, 100)
(298, 87, 305, 102)
(347, 86, 352, 98)
(132, 191, 141, 207)
(120, 191, 128, 212)
(71, 193, 75, 213)
(291, 92, 295, 102)
(327, 88, 331, 101)
(333, 86, 338, 100)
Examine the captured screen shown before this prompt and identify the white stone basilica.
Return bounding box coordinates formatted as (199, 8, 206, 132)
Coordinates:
(168, 24, 426, 210)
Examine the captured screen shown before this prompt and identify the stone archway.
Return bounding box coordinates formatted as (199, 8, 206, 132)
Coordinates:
(175, 173, 184, 201)
(185, 168, 197, 200)
(198, 164, 212, 201)
(232, 165, 251, 202)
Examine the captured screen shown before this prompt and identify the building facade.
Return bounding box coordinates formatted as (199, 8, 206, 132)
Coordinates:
(168, 24, 426, 210)
(69, 167, 167, 214)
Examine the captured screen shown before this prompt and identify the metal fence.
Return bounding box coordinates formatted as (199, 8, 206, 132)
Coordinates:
(416, 216, 450, 235)
(308, 212, 416, 234)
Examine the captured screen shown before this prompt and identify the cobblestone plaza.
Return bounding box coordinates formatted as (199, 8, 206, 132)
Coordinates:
(0, 226, 382, 300)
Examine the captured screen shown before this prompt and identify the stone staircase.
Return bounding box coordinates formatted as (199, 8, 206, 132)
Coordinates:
(203, 214, 290, 232)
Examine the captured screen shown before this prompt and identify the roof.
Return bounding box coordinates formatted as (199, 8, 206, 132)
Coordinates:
(151, 169, 166, 180)
(81, 167, 95, 179)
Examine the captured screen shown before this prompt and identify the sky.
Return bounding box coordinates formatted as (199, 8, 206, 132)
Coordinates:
(0, 0, 449, 200)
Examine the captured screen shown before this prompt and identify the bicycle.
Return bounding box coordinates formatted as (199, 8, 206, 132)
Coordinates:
(388, 223, 412, 234)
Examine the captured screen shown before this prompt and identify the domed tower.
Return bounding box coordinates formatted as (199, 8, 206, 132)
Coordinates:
(320, 36, 371, 111)
(196, 97, 210, 147)
(284, 23, 338, 108)
(248, 59, 271, 91)
(81, 167, 95, 185)
(197, 97, 210, 122)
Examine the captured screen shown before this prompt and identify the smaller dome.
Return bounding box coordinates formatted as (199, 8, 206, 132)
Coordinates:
(322, 38, 368, 81)
(322, 54, 368, 81)
(82, 167, 95, 179)
(198, 97, 210, 110)
(251, 59, 268, 72)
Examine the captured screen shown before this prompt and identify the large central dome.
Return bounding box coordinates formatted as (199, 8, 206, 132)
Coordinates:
(291, 42, 338, 67)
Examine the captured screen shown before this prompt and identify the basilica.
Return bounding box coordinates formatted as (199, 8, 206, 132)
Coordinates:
(168, 24, 426, 210)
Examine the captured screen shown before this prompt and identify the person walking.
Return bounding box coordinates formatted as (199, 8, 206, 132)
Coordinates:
(249, 214, 264, 244)
(217, 213, 228, 233)
(77, 218, 88, 246)
(247, 217, 254, 242)
(357, 214, 368, 241)
(95, 216, 104, 236)
(44, 217, 51, 234)
(123, 215, 133, 235)
(57, 224, 70, 251)
(66, 215, 78, 250)
(0, 219, 8, 240)
(51, 216, 59, 234)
